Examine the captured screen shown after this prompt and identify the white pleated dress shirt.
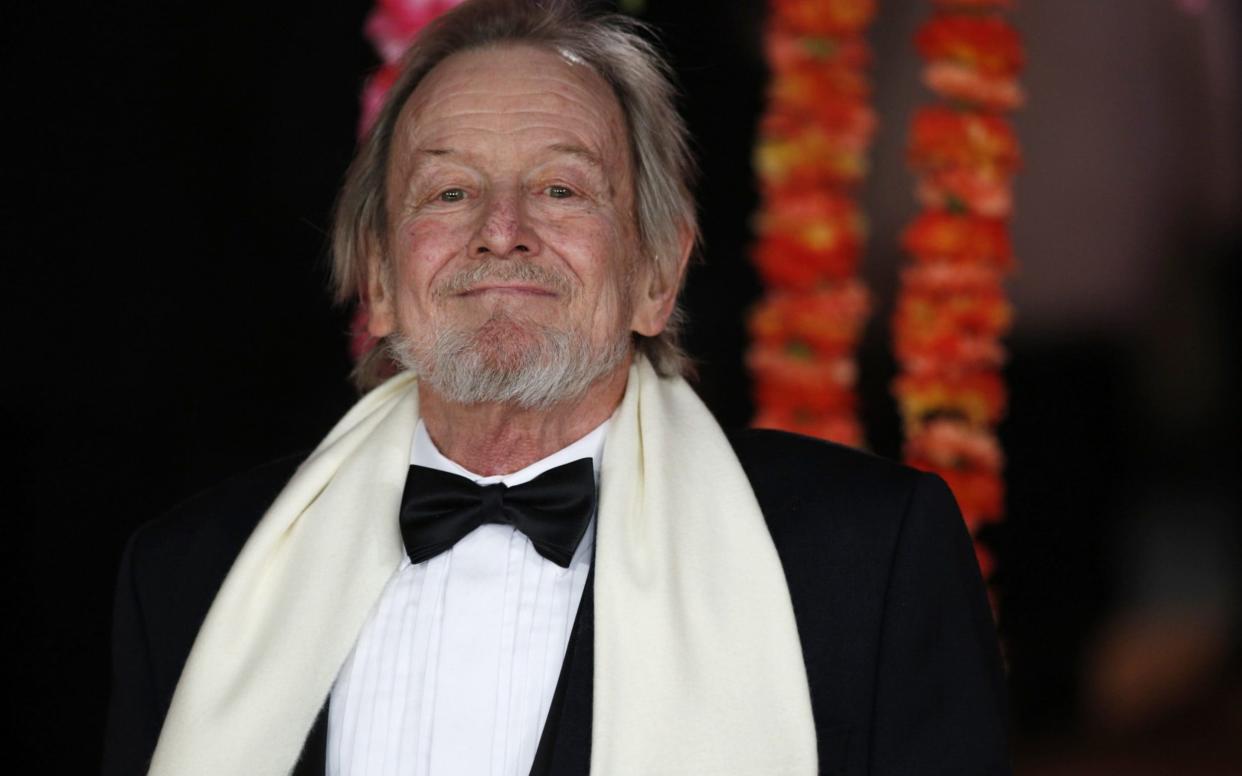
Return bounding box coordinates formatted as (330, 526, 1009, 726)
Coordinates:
(326, 419, 606, 776)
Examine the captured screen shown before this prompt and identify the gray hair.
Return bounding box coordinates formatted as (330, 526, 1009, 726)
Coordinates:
(331, 0, 699, 391)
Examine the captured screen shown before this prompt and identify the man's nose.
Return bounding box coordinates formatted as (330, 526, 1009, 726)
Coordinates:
(468, 189, 542, 259)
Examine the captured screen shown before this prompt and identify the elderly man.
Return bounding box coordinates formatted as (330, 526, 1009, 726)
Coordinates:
(103, 1, 1009, 774)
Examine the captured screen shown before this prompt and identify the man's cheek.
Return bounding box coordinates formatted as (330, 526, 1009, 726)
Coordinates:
(404, 218, 470, 262)
(394, 231, 463, 295)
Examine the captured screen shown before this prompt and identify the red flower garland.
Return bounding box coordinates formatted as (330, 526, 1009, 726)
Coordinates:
(893, 0, 1024, 580)
(749, 0, 878, 447)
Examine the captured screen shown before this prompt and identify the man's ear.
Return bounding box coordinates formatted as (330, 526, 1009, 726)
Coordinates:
(363, 245, 396, 338)
(631, 227, 695, 337)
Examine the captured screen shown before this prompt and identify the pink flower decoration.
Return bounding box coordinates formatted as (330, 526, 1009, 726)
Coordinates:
(348, 0, 466, 372)
(365, 0, 467, 63)
(358, 63, 400, 137)
(349, 306, 380, 363)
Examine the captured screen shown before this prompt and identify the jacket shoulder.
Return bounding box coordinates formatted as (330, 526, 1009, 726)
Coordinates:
(103, 452, 309, 775)
(124, 452, 308, 693)
(726, 427, 924, 539)
(135, 451, 308, 557)
(724, 427, 928, 623)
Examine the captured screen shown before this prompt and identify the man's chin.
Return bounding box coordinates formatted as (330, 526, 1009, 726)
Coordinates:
(463, 316, 546, 361)
(390, 310, 629, 409)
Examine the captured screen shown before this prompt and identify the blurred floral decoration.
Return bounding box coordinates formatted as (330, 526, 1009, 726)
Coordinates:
(349, 0, 468, 365)
(747, 0, 879, 447)
(892, 0, 1023, 580)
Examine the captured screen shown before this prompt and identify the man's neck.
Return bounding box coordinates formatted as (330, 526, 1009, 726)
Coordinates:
(417, 359, 630, 476)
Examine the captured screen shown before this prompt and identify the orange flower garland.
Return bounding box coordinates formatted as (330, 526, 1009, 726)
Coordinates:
(893, 0, 1024, 579)
(749, 0, 878, 447)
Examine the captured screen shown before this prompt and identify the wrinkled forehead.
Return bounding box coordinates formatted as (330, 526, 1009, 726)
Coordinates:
(389, 43, 632, 177)
(387, 44, 635, 201)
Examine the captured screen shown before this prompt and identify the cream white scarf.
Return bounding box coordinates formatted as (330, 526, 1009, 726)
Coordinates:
(149, 357, 817, 776)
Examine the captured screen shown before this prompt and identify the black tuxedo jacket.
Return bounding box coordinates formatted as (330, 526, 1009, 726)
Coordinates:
(102, 429, 1010, 775)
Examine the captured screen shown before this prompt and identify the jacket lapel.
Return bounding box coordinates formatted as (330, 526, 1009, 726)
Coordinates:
(530, 561, 595, 776)
(292, 701, 328, 776)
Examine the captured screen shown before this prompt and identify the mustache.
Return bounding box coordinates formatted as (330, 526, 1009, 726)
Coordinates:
(433, 259, 576, 299)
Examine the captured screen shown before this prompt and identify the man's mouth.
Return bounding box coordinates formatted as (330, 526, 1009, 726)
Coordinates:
(457, 284, 559, 298)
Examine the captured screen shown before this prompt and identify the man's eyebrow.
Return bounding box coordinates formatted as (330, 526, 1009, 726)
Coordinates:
(544, 143, 604, 168)
(407, 148, 475, 178)
(415, 148, 460, 159)
(414, 145, 603, 166)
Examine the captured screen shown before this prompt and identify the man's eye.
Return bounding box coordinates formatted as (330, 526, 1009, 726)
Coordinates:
(546, 185, 574, 199)
(437, 188, 466, 202)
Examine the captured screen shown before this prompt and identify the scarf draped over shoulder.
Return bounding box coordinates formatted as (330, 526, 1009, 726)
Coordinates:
(149, 357, 817, 776)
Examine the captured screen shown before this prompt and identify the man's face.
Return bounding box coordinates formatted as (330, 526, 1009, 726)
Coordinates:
(367, 44, 662, 406)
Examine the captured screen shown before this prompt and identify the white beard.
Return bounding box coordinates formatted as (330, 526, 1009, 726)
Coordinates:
(385, 256, 635, 408)
(386, 309, 632, 410)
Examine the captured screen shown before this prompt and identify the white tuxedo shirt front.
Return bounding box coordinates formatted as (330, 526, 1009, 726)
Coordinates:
(326, 420, 606, 776)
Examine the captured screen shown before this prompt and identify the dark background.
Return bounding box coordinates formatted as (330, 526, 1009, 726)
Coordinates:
(6, 0, 1239, 772)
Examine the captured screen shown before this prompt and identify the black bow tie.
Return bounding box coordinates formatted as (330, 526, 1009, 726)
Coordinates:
(399, 458, 596, 568)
